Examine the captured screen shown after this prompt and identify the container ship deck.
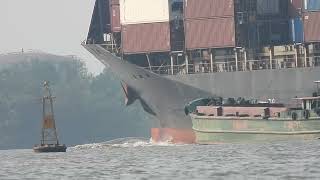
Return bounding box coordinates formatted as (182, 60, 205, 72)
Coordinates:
(83, 0, 320, 143)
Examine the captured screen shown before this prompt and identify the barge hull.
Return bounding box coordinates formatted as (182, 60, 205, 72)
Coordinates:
(192, 116, 320, 144)
(195, 132, 320, 144)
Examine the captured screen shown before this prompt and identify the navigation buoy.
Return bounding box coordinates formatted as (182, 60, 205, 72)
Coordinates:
(33, 81, 67, 153)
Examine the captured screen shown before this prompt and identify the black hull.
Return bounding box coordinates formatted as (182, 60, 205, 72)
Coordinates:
(33, 145, 67, 153)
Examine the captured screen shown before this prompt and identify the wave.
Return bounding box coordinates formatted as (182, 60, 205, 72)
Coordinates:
(69, 137, 184, 151)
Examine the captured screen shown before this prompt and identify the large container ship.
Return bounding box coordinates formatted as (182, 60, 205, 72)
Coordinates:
(83, 0, 320, 143)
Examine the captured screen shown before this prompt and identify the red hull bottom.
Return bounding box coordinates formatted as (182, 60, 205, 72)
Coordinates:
(151, 128, 196, 144)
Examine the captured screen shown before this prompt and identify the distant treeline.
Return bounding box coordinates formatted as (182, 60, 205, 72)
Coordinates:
(0, 54, 152, 150)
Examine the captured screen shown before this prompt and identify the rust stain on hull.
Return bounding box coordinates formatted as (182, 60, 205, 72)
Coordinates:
(151, 128, 196, 144)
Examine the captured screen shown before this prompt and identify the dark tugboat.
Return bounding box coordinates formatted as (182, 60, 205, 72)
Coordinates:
(33, 81, 67, 152)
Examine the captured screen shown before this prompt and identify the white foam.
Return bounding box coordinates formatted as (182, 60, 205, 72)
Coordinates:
(110, 140, 151, 148)
(71, 143, 110, 150)
(69, 137, 185, 151)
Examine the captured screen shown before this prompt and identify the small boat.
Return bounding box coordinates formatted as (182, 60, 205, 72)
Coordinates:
(185, 83, 320, 144)
(33, 81, 67, 152)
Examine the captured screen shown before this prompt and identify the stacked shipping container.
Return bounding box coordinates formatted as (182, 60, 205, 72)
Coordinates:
(185, 18, 235, 49)
(184, 0, 236, 50)
(256, 0, 280, 15)
(110, 0, 121, 32)
(289, 18, 304, 43)
(289, 0, 303, 18)
(303, 12, 320, 42)
(303, 0, 320, 43)
(253, 0, 289, 46)
(184, 0, 234, 18)
(119, 0, 171, 54)
(288, 0, 303, 43)
(304, 0, 320, 11)
(120, 0, 170, 24)
(122, 22, 171, 54)
(87, 0, 111, 44)
(102, 0, 320, 55)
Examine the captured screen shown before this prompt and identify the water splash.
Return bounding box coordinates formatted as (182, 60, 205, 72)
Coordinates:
(70, 143, 110, 150)
(69, 137, 184, 151)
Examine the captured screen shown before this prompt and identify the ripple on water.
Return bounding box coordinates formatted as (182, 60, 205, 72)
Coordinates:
(0, 139, 319, 179)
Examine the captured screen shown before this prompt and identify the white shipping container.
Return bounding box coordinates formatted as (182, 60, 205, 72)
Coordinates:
(257, 0, 280, 15)
(120, 0, 170, 24)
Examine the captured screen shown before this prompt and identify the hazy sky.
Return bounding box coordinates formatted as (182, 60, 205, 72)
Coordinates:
(0, 0, 104, 73)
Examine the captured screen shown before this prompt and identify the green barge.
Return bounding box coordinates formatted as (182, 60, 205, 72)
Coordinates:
(186, 94, 320, 144)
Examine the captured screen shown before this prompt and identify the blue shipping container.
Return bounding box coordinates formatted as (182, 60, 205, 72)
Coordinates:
(305, 0, 320, 11)
(289, 18, 304, 43)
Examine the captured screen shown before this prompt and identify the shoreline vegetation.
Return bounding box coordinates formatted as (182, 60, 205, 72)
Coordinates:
(0, 53, 151, 150)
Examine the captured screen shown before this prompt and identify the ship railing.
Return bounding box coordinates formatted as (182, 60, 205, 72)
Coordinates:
(143, 55, 320, 75)
(143, 65, 165, 74)
(144, 64, 192, 75)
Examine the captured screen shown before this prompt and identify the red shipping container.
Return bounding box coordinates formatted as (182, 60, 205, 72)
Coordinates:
(122, 22, 171, 54)
(110, 0, 119, 5)
(185, 17, 235, 50)
(110, 3, 121, 32)
(184, 0, 234, 19)
(304, 12, 320, 42)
